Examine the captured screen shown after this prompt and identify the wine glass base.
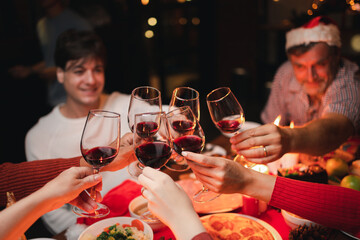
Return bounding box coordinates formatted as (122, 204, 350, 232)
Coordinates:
(72, 203, 110, 218)
(141, 210, 160, 222)
(193, 189, 221, 203)
(164, 158, 190, 172)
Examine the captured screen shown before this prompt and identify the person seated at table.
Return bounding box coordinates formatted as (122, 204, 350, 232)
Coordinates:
(24, 29, 138, 234)
(230, 16, 360, 164)
(139, 154, 360, 239)
(0, 133, 134, 207)
(0, 167, 103, 240)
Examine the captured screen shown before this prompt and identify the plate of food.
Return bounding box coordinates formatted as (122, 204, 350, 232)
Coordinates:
(78, 217, 153, 240)
(176, 179, 243, 214)
(200, 213, 281, 240)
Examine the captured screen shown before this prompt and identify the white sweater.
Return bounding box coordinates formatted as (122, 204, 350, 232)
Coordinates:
(25, 92, 133, 234)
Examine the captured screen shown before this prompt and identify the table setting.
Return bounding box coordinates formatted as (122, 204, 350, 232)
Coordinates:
(51, 86, 359, 240)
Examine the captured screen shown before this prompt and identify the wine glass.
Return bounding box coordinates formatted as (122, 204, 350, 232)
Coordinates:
(132, 111, 172, 220)
(167, 106, 220, 203)
(206, 87, 255, 168)
(72, 109, 121, 218)
(128, 86, 162, 132)
(165, 87, 200, 171)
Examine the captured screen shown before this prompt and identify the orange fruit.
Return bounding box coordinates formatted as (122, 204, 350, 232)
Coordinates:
(340, 175, 360, 191)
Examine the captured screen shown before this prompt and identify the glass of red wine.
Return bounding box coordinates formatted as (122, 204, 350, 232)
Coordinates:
(128, 86, 162, 132)
(167, 106, 220, 203)
(207, 87, 255, 167)
(72, 109, 121, 218)
(131, 111, 172, 174)
(165, 87, 200, 171)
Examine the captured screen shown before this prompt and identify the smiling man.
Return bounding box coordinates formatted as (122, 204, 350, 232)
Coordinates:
(24, 30, 134, 234)
(230, 16, 360, 163)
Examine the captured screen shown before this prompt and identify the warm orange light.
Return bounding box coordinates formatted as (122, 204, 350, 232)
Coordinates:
(274, 115, 281, 126)
(312, 3, 318, 9)
(307, 9, 313, 15)
(141, 0, 149, 5)
(290, 121, 294, 129)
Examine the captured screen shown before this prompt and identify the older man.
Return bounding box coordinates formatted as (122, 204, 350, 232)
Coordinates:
(231, 16, 360, 164)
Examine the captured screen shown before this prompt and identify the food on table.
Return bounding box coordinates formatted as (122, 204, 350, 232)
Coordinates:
(84, 221, 150, 240)
(325, 157, 349, 178)
(201, 213, 275, 240)
(278, 164, 328, 184)
(349, 160, 360, 177)
(340, 175, 360, 191)
(288, 223, 330, 240)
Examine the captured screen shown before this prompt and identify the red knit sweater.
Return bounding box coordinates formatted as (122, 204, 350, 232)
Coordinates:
(270, 176, 360, 237)
(0, 157, 80, 206)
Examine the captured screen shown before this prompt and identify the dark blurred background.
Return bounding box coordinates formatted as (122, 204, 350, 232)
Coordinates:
(1, 0, 360, 160)
(0, 0, 359, 238)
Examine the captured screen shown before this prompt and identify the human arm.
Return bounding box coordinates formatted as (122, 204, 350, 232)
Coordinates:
(138, 167, 210, 240)
(8, 61, 57, 82)
(230, 113, 354, 164)
(183, 152, 276, 202)
(270, 177, 360, 236)
(0, 167, 102, 240)
(184, 152, 360, 235)
(0, 133, 135, 206)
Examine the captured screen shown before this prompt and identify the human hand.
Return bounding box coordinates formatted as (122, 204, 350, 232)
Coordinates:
(138, 167, 205, 239)
(230, 123, 291, 164)
(183, 152, 250, 194)
(39, 167, 103, 213)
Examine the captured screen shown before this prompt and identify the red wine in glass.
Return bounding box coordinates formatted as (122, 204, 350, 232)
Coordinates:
(136, 121, 159, 138)
(173, 135, 204, 155)
(135, 142, 172, 169)
(73, 109, 121, 218)
(83, 146, 118, 168)
(172, 120, 194, 133)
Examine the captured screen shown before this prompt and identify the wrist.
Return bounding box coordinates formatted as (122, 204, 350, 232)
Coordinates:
(170, 212, 206, 240)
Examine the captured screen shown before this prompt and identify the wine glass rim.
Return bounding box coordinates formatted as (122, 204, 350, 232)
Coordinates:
(134, 111, 166, 118)
(166, 105, 192, 115)
(89, 109, 121, 118)
(132, 86, 161, 100)
(173, 87, 199, 101)
(206, 87, 232, 103)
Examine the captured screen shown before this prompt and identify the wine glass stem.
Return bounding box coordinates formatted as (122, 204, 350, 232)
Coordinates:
(90, 167, 100, 200)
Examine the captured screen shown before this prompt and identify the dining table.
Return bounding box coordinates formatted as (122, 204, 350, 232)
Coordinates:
(53, 135, 357, 240)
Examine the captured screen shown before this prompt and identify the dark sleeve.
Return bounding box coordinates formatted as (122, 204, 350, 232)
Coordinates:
(269, 176, 360, 236)
(191, 232, 213, 240)
(0, 157, 80, 206)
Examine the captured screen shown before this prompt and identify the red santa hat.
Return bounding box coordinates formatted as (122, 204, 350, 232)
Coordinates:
(285, 16, 341, 51)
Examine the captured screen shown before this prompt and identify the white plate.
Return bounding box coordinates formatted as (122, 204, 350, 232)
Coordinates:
(78, 217, 153, 240)
(341, 231, 360, 240)
(200, 213, 282, 240)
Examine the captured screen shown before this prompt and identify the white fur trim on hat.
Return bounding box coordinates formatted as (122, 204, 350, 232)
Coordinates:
(285, 23, 341, 50)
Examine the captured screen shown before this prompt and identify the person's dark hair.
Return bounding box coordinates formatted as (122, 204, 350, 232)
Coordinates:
(54, 29, 106, 70)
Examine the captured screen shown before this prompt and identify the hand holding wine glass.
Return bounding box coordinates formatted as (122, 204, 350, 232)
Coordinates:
(72, 110, 121, 218)
(132, 111, 172, 220)
(167, 106, 219, 203)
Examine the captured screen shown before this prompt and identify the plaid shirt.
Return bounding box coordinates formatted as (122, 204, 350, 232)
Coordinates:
(261, 58, 360, 132)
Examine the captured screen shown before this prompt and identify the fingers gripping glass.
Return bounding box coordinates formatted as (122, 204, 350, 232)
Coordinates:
(72, 110, 121, 218)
